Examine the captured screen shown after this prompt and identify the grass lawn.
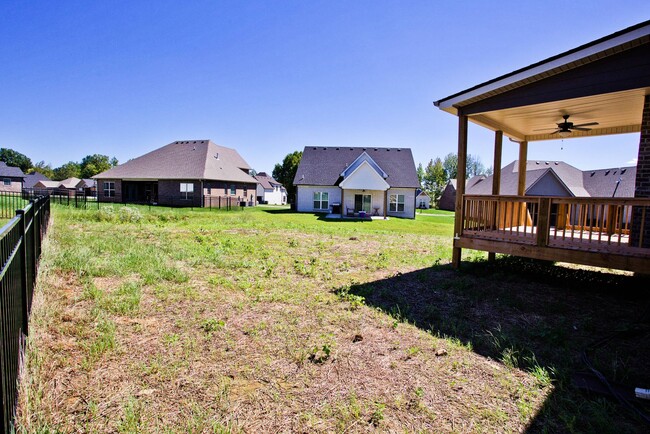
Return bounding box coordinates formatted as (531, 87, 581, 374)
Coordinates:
(16, 204, 650, 433)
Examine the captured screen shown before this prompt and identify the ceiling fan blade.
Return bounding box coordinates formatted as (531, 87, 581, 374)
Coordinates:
(533, 127, 559, 131)
(572, 122, 599, 128)
(549, 130, 560, 135)
(571, 127, 592, 131)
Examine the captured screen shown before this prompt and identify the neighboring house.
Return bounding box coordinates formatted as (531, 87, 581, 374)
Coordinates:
(457, 160, 635, 198)
(293, 146, 420, 219)
(254, 172, 286, 205)
(0, 161, 25, 193)
(58, 177, 82, 191)
(23, 172, 51, 190)
(416, 190, 431, 209)
(77, 178, 97, 195)
(93, 140, 258, 207)
(438, 176, 486, 211)
(32, 180, 62, 190)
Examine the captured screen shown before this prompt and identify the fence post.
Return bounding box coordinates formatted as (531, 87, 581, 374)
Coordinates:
(16, 209, 29, 336)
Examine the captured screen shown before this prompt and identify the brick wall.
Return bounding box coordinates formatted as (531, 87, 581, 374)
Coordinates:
(632, 95, 650, 248)
(158, 180, 202, 207)
(97, 180, 122, 202)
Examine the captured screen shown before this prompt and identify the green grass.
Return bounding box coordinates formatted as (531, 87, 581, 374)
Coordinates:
(15, 203, 649, 433)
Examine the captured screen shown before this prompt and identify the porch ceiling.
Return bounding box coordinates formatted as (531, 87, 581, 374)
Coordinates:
(469, 87, 650, 142)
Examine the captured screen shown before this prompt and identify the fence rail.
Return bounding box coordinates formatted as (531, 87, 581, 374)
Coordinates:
(0, 194, 50, 432)
(21, 188, 251, 210)
(461, 194, 650, 255)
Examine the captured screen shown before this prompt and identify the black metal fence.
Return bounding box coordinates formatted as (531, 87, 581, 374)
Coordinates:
(22, 188, 250, 211)
(0, 191, 29, 219)
(0, 194, 50, 432)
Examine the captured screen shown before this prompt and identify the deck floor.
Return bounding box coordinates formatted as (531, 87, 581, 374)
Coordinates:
(467, 225, 629, 245)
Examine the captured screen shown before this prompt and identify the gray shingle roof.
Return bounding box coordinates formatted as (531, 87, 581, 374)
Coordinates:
(254, 172, 282, 190)
(467, 160, 587, 196)
(23, 171, 50, 189)
(466, 160, 635, 197)
(93, 140, 255, 183)
(583, 166, 636, 198)
(0, 161, 25, 178)
(293, 146, 419, 188)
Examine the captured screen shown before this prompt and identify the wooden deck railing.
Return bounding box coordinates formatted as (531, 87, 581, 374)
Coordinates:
(461, 195, 650, 256)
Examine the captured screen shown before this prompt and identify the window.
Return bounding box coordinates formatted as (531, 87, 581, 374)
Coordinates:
(103, 181, 115, 197)
(243, 186, 248, 197)
(389, 194, 405, 212)
(313, 191, 329, 210)
(3, 178, 10, 186)
(180, 182, 194, 200)
(230, 185, 236, 195)
(206, 187, 211, 195)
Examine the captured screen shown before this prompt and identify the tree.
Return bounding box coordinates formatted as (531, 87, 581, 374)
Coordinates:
(53, 161, 81, 180)
(423, 158, 447, 203)
(0, 148, 32, 172)
(416, 163, 424, 186)
(80, 154, 118, 178)
(28, 161, 55, 179)
(272, 151, 302, 204)
(442, 153, 458, 180)
(466, 154, 486, 178)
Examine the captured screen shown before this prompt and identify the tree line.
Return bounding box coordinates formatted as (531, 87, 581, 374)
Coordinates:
(417, 153, 492, 204)
(0, 148, 118, 181)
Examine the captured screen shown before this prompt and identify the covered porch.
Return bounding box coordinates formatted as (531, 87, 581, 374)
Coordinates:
(435, 21, 650, 273)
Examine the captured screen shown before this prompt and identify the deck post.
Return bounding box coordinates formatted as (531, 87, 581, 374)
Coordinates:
(517, 141, 528, 196)
(488, 130, 503, 262)
(452, 114, 468, 268)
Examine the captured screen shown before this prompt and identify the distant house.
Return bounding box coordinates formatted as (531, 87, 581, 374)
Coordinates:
(58, 177, 82, 191)
(77, 178, 97, 195)
(293, 146, 420, 219)
(23, 172, 51, 190)
(254, 172, 286, 205)
(93, 140, 258, 207)
(0, 161, 25, 193)
(439, 160, 636, 211)
(32, 180, 62, 191)
(416, 190, 431, 209)
(438, 176, 486, 211)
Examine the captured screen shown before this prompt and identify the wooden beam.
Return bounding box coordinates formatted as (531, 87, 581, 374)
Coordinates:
(454, 237, 650, 273)
(517, 141, 528, 196)
(488, 130, 503, 262)
(452, 114, 468, 268)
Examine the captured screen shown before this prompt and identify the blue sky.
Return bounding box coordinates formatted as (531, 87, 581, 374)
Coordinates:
(1, 1, 649, 174)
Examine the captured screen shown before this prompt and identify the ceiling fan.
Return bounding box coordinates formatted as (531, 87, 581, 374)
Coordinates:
(536, 114, 599, 137)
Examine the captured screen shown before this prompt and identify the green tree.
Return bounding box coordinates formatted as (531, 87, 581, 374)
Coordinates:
(28, 161, 55, 179)
(416, 163, 424, 186)
(423, 158, 447, 203)
(53, 161, 81, 180)
(80, 154, 118, 178)
(272, 151, 302, 204)
(0, 148, 32, 172)
(442, 153, 458, 180)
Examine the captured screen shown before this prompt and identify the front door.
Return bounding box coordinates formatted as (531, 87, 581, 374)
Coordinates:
(354, 194, 372, 212)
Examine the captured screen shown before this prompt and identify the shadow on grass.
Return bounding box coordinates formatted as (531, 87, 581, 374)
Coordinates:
(340, 257, 650, 433)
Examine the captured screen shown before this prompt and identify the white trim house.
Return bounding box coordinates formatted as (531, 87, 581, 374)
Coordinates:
(293, 147, 420, 219)
(253, 172, 286, 205)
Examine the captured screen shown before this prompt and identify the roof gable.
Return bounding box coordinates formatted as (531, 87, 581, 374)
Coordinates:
(339, 160, 390, 190)
(0, 161, 25, 178)
(341, 152, 388, 179)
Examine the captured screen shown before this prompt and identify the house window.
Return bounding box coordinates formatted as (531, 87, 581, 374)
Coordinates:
(180, 182, 194, 200)
(313, 192, 329, 210)
(244, 186, 248, 197)
(3, 178, 10, 186)
(206, 187, 211, 195)
(389, 194, 405, 212)
(103, 181, 115, 197)
(230, 185, 236, 195)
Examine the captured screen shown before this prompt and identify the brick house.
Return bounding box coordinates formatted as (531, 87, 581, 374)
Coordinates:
(93, 140, 258, 207)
